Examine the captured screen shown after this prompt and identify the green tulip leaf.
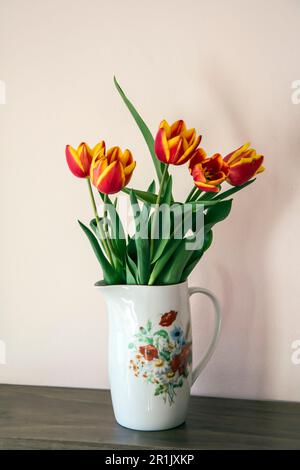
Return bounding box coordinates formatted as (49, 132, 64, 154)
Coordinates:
(197, 187, 221, 201)
(158, 240, 194, 285)
(78, 220, 123, 284)
(148, 238, 184, 285)
(114, 76, 164, 182)
(161, 175, 173, 205)
(204, 199, 233, 232)
(151, 202, 201, 264)
(90, 217, 104, 240)
(125, 254, 138, 284)
(180, 229, 213, 281)
(190, 199, 225, 207)
(212, 179, 256, 200)
(122, 187, 158, 204)
(129, 190, 151, 284)
(98, 192, 126, 258)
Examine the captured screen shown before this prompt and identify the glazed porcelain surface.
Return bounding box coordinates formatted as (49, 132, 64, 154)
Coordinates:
(98, 281, 221, 431)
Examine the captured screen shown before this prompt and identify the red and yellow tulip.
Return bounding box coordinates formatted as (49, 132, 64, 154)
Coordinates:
(224, 142, 264, 186)
(90, 145, 136, 194)
(155, 119, 201, 165)
(189, 149, 229, 192)
(66, 141, 105, 178)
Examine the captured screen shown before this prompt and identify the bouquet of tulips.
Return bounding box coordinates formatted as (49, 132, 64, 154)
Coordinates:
(66, 78, 264, 286)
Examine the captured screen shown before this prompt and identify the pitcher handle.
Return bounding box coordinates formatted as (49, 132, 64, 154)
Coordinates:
(188, 287, 222, 385)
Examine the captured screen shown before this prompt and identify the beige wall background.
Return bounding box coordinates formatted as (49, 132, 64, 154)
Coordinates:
(1, 0, 300, 401)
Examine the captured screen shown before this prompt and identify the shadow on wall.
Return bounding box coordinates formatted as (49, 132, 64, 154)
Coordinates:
(192, 62, 300, 399)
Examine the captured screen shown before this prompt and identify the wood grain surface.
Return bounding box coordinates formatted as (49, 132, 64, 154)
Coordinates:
(0, 384, 299, 450)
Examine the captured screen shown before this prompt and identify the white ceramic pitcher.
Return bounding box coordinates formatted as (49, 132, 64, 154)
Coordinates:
(98, 281, 221, 431)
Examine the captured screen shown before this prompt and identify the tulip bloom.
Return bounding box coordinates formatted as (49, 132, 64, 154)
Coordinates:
(66, 141, 105, 178)
(90, 145, 136, 194)
(224, 142, 264, 186)
(155, 119, 201, 165)
(189, 149, 229, 192)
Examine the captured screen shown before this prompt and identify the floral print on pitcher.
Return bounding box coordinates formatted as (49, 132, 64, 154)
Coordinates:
(128, 311, 192, 405)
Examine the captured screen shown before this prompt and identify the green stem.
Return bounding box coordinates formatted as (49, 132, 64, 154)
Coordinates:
(103, 194, 109, 232)
(150, 164, 169, 259)
(103, 194, 116, 259)
(87, 178, 113, 265)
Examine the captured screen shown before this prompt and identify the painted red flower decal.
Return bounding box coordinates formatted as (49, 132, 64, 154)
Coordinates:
(171, 343, 191, 376)
(139, 345, 158, 361)
(159, 310, 178, 327)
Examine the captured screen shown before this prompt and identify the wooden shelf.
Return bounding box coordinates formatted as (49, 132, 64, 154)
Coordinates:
(0, 384, 299, 449)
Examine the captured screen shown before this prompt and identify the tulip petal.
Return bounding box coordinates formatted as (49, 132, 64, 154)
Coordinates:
(203, 154, 228, 176)
(78, 142, 92, 156)
(124, 160, 136, 185)
(121, 149, 133, 166)
(194, 181, 220, 192)
(66, 145, 86, 178)
(107, 146, 122, 164)
(227, 155, 264, 186)
(96, 160, 125, 194)
(170, 120, 185, 138)
(155, 127, 170, 163)
(191, 163, 206, 183)
(256, 165, 265, 174)
(207, 171, 227, 186)
(185, 127, 196, 145)
(78, 143, 93, 175)
(90, 155, 108, 184)
(168, 136, 182, 164)
(224, 142, 251, 165)
(159, 120, 171, 139)
(92, 141, 106, 157)
(189, 148, 207, 172)
(176, 134, 201, 165)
